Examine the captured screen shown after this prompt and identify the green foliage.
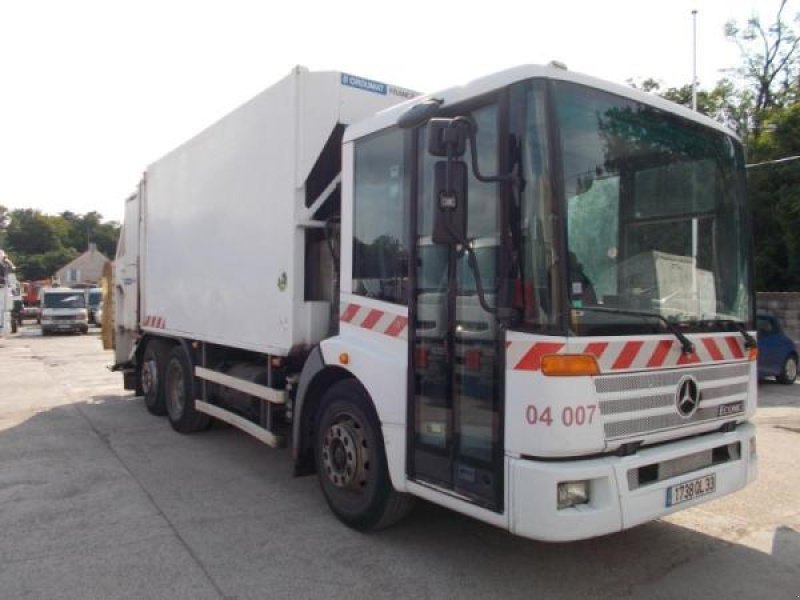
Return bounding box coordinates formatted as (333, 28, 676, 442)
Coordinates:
(746, 103, 800, 290)
(628, 78, 753, 135)
(725, 0, 800, 120)
(1, 208, 119, 281)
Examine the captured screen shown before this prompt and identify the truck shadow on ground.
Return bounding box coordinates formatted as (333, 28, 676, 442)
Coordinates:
(1, 393, 798, 600)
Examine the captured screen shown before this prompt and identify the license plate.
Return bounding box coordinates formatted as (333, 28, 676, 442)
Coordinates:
(666, 473, 716, 507)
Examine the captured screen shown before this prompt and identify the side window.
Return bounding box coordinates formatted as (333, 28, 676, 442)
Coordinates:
(757, 317, 775, 336)
(509, 80, 560, 328)
(352, 129, 408, 305)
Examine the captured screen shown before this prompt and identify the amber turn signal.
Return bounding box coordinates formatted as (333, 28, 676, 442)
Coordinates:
(747, 346, 758, 361)
(338, 352, 350, 365)
(541, 354, 600, 377)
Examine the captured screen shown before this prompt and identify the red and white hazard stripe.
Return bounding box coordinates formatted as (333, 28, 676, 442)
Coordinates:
(142, 315, 166, 329)
(340, 302, 408, 340)
(506, 334, 748, 373)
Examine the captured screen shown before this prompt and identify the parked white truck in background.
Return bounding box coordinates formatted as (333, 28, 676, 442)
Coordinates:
(113, 65, 758, 541)
(40, 287, 89, 335)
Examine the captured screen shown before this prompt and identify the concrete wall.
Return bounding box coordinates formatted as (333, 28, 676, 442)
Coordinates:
(757, 292, 800, 342)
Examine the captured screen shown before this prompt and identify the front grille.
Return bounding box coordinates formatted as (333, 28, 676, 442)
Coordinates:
(605, 406, 742, 439)
(595, 363, 749, 394)
(595, 363, 750, 441)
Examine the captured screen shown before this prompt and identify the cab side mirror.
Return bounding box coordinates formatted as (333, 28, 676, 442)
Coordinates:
(428, 119, 469, 245)
(427, 118, 467, 157)
(432, 161, 468, 244)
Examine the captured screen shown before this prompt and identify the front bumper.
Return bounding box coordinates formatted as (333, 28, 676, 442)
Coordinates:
(41, 322, 88, 332)
(509, 422, 757, 542)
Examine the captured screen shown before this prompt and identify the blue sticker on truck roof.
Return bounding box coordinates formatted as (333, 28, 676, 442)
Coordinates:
(341, 73, 387, 95)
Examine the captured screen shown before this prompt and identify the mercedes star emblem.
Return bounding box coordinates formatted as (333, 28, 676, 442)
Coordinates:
(675, 376, 701, 418)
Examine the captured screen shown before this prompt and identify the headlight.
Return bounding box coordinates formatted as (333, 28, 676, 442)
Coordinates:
(557, 480, 590, 510)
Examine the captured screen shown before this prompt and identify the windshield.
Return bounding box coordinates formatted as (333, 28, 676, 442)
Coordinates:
(554, 81, 751, 335)
(43, 293, 86, 309)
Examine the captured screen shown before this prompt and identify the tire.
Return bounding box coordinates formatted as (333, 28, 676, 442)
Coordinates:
(140, 342, 167, 416)
(315, 380, 414, 531)
(164, 345, 210, 433)
(777, 355, 797, 385)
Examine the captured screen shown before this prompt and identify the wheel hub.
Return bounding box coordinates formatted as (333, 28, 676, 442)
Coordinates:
(142, 360, 157, 395)
(321, 419, 368, 489)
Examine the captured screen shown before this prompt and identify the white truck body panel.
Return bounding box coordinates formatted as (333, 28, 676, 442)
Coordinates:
(139, 67, 415, 355)
(113, 190, 143, 364)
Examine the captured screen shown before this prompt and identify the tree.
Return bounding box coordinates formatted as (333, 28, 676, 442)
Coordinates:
(628, 77, 753, 135)
(5, 209, 62, 256)
(746, 103, 800, 290)
(725, 0, 800, 129)
(0, 207, 120, 280)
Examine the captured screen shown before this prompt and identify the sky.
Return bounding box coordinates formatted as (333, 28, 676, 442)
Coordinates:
(0, 0, 792, 222)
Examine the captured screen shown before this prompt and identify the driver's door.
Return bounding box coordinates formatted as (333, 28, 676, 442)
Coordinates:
(408, 101, 505, 511)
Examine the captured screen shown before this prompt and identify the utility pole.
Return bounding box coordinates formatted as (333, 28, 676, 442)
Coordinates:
(692, 9, 698, 112)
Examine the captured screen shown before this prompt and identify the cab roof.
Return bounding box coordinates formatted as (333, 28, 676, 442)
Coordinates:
(343, 64, 739, 143)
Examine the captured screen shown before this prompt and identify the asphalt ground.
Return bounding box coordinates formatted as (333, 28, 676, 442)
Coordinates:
(0, 326, 798, 600)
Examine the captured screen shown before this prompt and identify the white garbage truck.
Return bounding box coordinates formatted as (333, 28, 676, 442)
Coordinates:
(113, 65, 758, 541)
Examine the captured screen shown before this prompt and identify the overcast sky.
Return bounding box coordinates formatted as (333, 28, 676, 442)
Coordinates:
(0, 0, 790, 222)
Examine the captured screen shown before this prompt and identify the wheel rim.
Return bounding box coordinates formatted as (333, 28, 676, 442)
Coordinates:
(142, 358, 158, 398)
(786, 358, 797, 381)
(166, 361, 185, 420)
(321, 415, 369, 490)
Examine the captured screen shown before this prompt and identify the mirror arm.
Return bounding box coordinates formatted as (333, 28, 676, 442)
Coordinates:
(451, 117, 517, 185)
(462, 244, 498, 315)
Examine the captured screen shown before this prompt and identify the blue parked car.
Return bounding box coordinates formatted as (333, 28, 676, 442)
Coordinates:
(757, 312, 798, 384)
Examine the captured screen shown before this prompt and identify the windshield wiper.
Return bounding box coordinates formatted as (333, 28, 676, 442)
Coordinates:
(704, 318, 757, 349)
(573, 306, 695, 355)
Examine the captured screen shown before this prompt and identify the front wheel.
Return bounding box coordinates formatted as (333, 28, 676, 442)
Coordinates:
(315, 380, 414, 531)
(164, 345, 210, 433)
(777, 355, 797, 385)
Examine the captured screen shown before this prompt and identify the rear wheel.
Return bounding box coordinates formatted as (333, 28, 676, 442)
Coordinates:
(777, 355, 797, 385)
(164, 345, 210, 433)
(140, 342, 167, 415)
(315, 380, 414, 531)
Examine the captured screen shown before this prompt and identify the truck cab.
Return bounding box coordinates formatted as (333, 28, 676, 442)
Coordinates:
(40, 288, 89, 335)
